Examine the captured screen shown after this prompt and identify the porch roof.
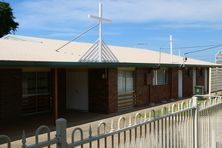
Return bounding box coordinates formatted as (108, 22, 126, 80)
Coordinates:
(0, 35, 219, 67)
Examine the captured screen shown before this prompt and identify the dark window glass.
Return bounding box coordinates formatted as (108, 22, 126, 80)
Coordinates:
(22, 72, 50, 97)
(153, 69, 168, 85)
(118, 71, 134, 95)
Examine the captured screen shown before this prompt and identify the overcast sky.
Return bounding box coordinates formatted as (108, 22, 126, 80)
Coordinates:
(6, 0, 222, 62)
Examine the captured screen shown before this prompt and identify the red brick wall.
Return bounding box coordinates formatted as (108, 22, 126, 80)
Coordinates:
(135, 68, 152, 107)
(169, 68, 178, 99)
(107, 68, 118, 113)
(135, 68, 178, 105)
(182, 68, 193, 97)
(149, 68, 179, 103)
(150, 85, 170, 103)
(88, 68, 117, 114)
(0, 69, 22, 120)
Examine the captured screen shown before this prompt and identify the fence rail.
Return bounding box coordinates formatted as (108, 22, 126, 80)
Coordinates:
(1, 95, 222, 148)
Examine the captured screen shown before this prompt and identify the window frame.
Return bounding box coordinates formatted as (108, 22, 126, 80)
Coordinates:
(153, 68, 168, 86)
(118, 70, 135, 95)
(22, 72, 51, 98)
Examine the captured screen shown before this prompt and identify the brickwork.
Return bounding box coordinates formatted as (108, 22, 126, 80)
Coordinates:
(88, 68, 118, 114)
(135, 68, 178, 105)
(0, 69, 22, 121)
(135, 68, 150, 107)
(107, 69, 118, 113)
(169, 68, 178, 99)
(150, 85, 170, 103)
(0, 66, 208, 118)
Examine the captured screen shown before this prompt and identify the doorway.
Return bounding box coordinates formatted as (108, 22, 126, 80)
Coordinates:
(66, 69, 88, 111)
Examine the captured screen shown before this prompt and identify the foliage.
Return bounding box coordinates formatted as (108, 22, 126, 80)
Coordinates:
(0, 1, 19, 37)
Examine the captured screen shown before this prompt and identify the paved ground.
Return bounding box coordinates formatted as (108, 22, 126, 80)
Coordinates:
(0, 98, 191, 147)
(1, 97, 220, 148)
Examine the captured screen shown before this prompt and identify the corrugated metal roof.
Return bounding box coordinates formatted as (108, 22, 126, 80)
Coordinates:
(0, 35, 219, 67)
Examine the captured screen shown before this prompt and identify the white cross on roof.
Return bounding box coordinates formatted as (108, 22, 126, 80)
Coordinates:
(79, 1, 118, 63)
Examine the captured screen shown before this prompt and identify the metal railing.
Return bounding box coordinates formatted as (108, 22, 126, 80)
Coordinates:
(1, 95, 222, 148)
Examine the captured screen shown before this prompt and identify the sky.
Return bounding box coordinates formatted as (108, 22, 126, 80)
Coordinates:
(5, 0, 222, 62)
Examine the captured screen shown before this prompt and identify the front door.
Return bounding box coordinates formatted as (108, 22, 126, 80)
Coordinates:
(66, 69, 88, 111)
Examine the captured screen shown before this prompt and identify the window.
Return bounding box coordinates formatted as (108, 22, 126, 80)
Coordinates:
(22, 72, 51, 114)
(22, 72, 50, 97)
(153, 69, 168, 85)
(118, 71, 134, 95)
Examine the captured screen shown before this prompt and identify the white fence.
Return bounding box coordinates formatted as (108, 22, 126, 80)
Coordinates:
(0, 95, 222, 148)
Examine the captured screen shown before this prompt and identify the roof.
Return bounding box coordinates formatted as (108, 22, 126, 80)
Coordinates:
(0, 35, 219, 67)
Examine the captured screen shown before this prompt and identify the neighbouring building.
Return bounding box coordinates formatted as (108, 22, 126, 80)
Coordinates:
(0, 35, 219, 122)
(216, 51, 222, 64)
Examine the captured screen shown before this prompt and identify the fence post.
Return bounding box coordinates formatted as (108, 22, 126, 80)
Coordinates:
(56, 118, 67, 148)
(193, 96, 199, 148)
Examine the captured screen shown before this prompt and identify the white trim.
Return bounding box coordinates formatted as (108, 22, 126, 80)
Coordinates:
(178, 70, 183, 98)
(209, 68, 212, 95)
(193, 68, 196, 94)
(204, 68, 208, 93)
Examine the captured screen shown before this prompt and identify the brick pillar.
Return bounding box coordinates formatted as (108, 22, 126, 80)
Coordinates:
(169, 68, 178, 99)
(107, 68, 118, 113)
(0, 69, 22, 121)
(135, 68, 150, 107)
(89, 68, 118, 114)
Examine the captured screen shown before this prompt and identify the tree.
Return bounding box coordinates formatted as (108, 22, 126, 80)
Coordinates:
(0, 1, 19, 37)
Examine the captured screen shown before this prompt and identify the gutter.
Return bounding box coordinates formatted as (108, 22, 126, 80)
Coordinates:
(0, 60, 219, 68)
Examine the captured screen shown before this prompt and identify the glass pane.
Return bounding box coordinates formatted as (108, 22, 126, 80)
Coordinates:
(126, 72, 134, 92)
(165, 70, 168, 84)
(22, 73, 36, 96)
(37, 72, 49, 95)
(153, 70, 157, 85)
(157, 70, 166, 85)
(118, 71, 125, 94)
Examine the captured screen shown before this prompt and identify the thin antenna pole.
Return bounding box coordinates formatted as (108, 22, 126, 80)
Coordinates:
(170, 34, 173, 63)
(159, 48, 162, 65)
(98, 2, 103, 62)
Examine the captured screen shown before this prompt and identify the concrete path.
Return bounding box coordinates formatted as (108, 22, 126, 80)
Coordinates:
(1, 98, 191, 147)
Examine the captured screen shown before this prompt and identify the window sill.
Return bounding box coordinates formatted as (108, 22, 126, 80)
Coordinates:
(152, 84, 168, 86)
